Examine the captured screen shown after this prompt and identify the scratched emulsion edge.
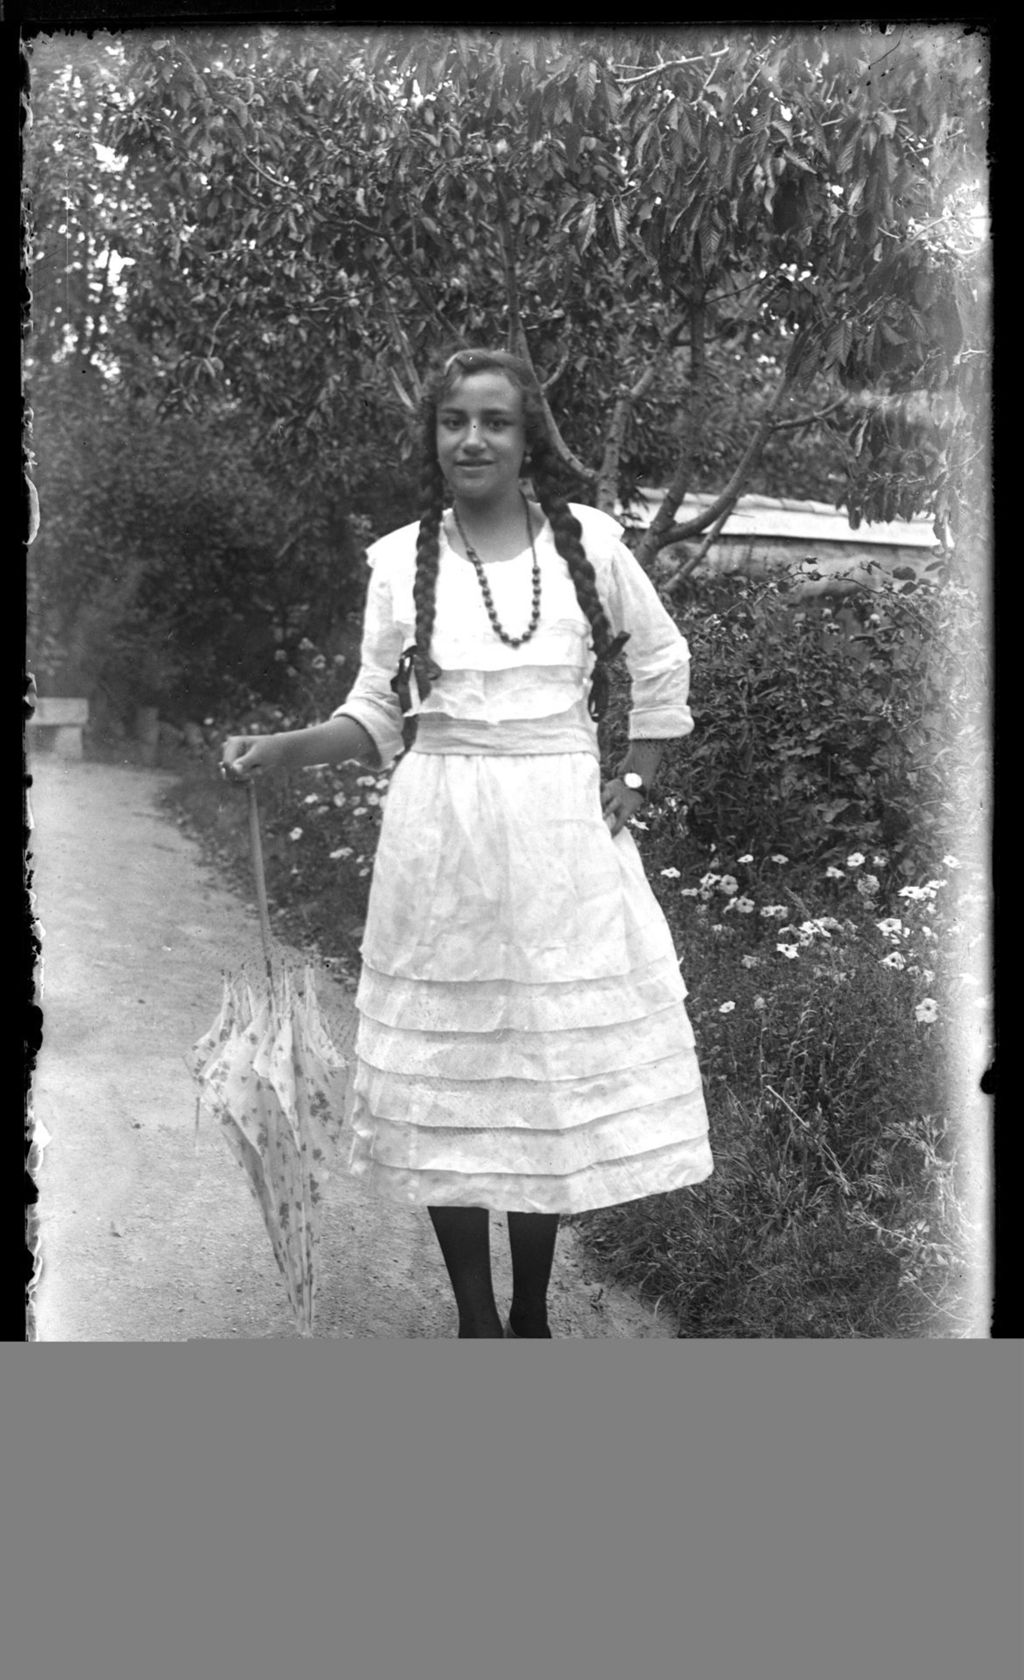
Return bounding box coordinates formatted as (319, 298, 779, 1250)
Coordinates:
(22, 32, 46, 1345)
(937, 27, 993, 1337)
(954, 28, 994, 1340)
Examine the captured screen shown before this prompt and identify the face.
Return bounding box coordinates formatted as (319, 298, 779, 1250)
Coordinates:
(435, 370, 528, 505)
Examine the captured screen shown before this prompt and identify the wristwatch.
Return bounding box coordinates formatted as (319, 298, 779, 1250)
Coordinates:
(622, 771, 648, 800)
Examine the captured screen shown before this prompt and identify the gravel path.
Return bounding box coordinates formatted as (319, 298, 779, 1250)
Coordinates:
(28, 756, 676, 1340)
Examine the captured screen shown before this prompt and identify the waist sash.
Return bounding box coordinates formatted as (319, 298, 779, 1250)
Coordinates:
(411, 709, 599, 758)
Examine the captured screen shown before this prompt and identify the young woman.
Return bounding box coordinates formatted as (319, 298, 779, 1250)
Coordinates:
(221, 348, 712, 1337)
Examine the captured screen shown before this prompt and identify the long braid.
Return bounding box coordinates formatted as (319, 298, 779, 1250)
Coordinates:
(529, 437, 627, 721)
(411, 449, 445, 697)
(392, 412, 445, 736)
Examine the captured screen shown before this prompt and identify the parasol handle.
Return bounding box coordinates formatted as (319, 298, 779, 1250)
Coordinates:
(247, 780, 275, 981)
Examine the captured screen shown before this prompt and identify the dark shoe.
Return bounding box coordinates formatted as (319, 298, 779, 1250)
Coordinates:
(505, 1318, 552, 1338)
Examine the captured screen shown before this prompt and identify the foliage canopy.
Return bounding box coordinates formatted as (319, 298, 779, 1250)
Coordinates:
(25, 25, 989, 711)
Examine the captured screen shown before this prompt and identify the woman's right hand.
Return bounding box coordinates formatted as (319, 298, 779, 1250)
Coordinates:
(220, 733, 288, 782)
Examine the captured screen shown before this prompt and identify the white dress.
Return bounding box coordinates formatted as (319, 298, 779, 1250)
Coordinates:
(333, 504, 713, 1214)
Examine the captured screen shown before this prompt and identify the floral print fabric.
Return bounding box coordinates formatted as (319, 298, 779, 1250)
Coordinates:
(191, 964, 350, 1334)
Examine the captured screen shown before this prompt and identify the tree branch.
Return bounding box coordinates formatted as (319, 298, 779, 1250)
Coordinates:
(613, 48, 729, 87)
(654, 374, 795, 586)
(594, 321, 688, 513)
(492, 199, 598, 485)
(536, 387, 599, 486)
(770, 397, 846, 432)
(495, 185, 529, 363)
(628, 317, 688, 401)
(379, 286, 423, 409)
(633, 295, 710, 567)
(241, 149, 293, 195)
(541, 344, 571, 393)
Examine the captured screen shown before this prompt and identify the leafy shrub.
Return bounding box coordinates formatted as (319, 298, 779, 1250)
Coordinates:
(602, 564, 985, 889)
(28, 364, 368, 725)
(573, 851, 984, 1338)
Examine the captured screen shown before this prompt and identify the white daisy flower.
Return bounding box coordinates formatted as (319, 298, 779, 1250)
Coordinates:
(825, 866, 845, 880)
(915, 998, 939, 1023)
(875, 918, 904, 939)
(660, 867, 681, 879)
(770, 853, 789, 864)
(288, 827, 303, 841)
(718, 875, 739, 895)
(718, 1001, 736, 1014)
(881, 951, 907, 970)
(846, 852, 865, 868)
(738, 854, 754, 865)
(776, 943, 799, 959)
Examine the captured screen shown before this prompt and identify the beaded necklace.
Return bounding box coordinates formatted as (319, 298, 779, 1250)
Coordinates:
(451, 493, 542, 649)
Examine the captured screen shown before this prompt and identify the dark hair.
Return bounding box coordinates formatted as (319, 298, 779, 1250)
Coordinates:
(392, 348, 627, 730)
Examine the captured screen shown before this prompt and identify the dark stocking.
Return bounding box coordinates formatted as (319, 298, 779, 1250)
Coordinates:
(428, 1207, 504, 1338)
(506, 1213, 559, 1337)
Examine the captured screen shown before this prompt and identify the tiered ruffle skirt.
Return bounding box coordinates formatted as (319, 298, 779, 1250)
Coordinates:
(346, 748, 713, 1213)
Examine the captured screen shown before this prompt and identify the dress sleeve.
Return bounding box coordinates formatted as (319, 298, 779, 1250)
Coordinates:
(330, 554, 408, 769)
(604, 538, 695, 741)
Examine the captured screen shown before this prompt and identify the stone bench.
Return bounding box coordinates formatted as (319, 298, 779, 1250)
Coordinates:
(26, 697, 89, 759)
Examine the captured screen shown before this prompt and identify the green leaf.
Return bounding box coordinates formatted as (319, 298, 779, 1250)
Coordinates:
(578, 199, 597, 252)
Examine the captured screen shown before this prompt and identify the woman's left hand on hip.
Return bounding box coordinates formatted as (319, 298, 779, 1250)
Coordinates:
(601, 779, 645, 837)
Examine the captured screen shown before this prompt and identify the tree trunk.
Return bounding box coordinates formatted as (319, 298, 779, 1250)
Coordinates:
(596, 396, 630, 515)
(635, 295, 708, 568)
